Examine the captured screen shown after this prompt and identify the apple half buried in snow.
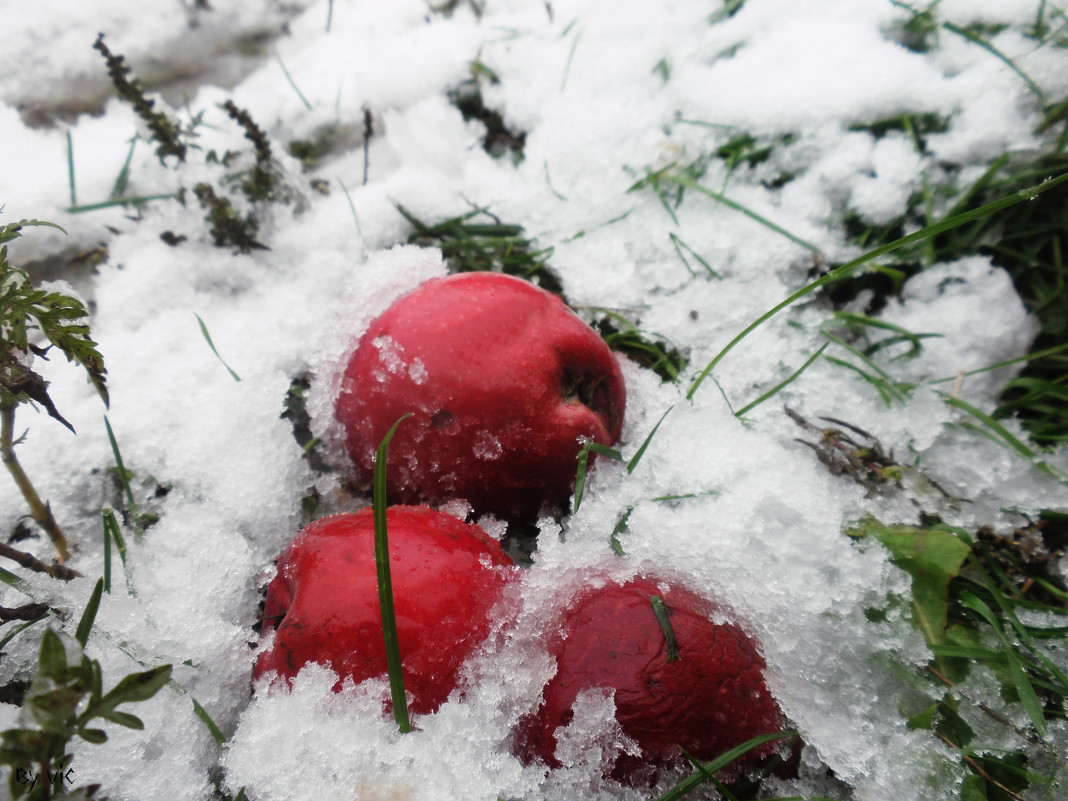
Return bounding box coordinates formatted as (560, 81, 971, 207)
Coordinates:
(335, 271, 626, 521)
(515, 574, 786, 783)
(253, 506, 517, 714)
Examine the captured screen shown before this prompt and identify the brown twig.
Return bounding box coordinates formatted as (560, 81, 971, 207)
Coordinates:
(0, 602, 50, 622)
(1, 405, 71, 562)
(0, 541, 81, 581)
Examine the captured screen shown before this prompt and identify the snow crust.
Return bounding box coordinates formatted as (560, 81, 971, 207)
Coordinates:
(0, 1, 1066, 800)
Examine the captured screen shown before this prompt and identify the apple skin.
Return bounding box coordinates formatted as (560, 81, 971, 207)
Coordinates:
(515, 575, 785, 783)
(335, 271, 626, 520)
(253, 506, 517, 714)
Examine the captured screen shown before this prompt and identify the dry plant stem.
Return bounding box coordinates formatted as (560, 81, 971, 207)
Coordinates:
(0, 405, 71, 562)
(0, 542, 80, 581)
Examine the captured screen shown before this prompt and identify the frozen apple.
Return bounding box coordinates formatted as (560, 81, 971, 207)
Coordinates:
(515, 574, 786, 783)
(253, 506, 517, 714)
(334, 271, 626, 520)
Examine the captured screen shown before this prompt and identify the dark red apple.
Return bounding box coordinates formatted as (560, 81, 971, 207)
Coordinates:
(516, 574, 786, 782)
(254, 506, 517, 714)
(334, 271, 626, 520)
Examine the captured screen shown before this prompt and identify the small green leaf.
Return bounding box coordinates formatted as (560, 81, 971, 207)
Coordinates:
(850, 518, 971, 646)
(78, 727, 108, 744)
(102, 710, 144, 729)
(75, 578, 104, 648)
(38, 628, 69, 677)
(97, 664, 172, 711)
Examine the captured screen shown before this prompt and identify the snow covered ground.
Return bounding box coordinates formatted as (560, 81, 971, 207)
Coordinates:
(1, 1, 1066, 799)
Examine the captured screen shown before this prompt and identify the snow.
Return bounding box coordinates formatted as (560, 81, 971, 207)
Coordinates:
(1, 1, 1066, 800)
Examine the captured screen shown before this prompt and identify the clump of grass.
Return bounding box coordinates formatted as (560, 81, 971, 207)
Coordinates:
(851, 515, 1068, 800)
(447, 61, 525, 162)
(192, 183, 267, 253)
(397, 205, 561, 292)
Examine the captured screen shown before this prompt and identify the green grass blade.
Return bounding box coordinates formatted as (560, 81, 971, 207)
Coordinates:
(194, 313, 241, 382)
(666, 174, 822, 255)
(941, 394, 1067, 483)
(958, 592, 1048, 739)
(649, 596, 680, 662)
(943, 22, 1046, 104)
(276, 55, 312, 110)
(75, 578, 105, 648)
(0, 614, 47, 650)
(373, 413, 413, 734)
(926, 342, 1068, 385)
(104, 416, 144, 540)
(735, 344, 828, 417)
(337, 177, 364, 240)
(67, 130, 77, 208)
(627, 405, 674, 473)
(686, 170, 1068, 400)
(669, 233, 720, 278)
(655, 731, 798, 801)
(573, 442, 624, 513)
(67, 193, 177, 214)
(192, 696, 227, 746)
(0, 565, 31, 595)
(111, 135, 138, 198)
(102, 509, 132, 596)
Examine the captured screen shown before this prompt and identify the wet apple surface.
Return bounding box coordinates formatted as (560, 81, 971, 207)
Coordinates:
(335, 272, 626, 520)
(515, 574, 786, 783)
(254, 506, 517, 714)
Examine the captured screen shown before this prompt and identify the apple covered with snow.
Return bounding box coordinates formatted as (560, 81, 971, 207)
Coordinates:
(334, 271, 626, 521)
(515, 573, 786, 783)
(253, 506, 517, 714)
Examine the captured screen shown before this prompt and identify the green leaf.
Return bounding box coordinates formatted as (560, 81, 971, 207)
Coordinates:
(75, 578, 104, 648)
(102, 710, 144, 729)
(96, 664, 172, 712)
(78, 727, 108, 744)
(850, 519, 971, 646)
(38, 628, 69, 677)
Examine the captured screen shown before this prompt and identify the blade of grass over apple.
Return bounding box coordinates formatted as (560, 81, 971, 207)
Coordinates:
(686, 171, 1068, 400)
(649, 595, 680, 662)
(655, 731, 799, 801)
(374, 413, 414, 734)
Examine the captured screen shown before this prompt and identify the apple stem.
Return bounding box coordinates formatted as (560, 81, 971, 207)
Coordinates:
(373, 413, 414, 734)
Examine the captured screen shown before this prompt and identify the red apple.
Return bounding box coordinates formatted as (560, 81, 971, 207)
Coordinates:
(254, 506, 517, 714)
(516, 574, 786, 782)
(334, 271, 626, 520)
